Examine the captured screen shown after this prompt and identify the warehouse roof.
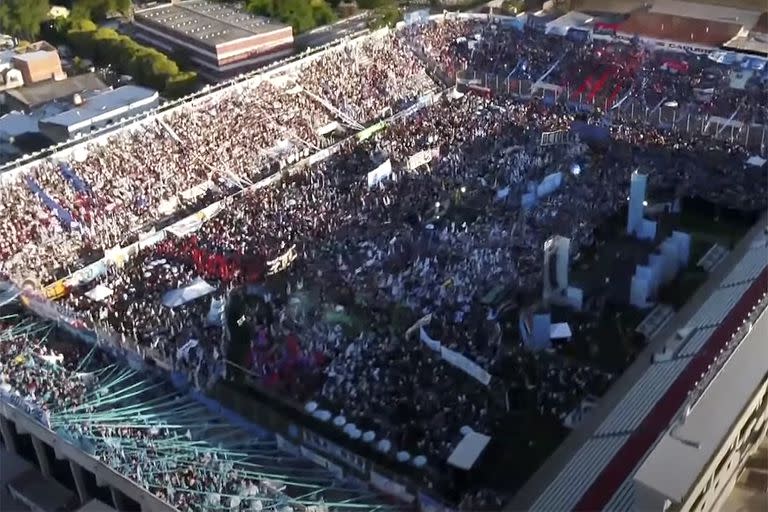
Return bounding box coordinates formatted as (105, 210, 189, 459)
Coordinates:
(4, 73, 106, 110)
(40, 85, 158, 129)
(135, 0, 289, 48)
(620, 11, 743, 46)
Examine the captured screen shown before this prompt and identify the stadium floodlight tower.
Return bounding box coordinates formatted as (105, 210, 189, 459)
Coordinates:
(542, 235, 571, 306)
(626, 170, 648, 236)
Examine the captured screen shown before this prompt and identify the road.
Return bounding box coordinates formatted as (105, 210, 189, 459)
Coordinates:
(295, 14, 371, 51)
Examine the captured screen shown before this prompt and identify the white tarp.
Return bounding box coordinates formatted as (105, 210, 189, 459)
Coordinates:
(162, 277, 216, 308)
(447, 431, 491, 470)
(746, 155, 767, 167)
(550, 322, 573, 340)
(367, 159, 392, 188)
(85, 284, 113, 302)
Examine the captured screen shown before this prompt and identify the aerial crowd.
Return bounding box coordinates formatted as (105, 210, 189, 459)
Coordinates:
(1, 15, 767, 511)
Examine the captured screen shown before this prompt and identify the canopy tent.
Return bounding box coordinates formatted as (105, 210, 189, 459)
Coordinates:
(162, 278, 216, 308)
(447, 431, 491, 470)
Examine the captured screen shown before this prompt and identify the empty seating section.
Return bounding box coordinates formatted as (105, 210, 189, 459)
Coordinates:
(685, 283, 751, 330)
(604, 477, 635, 512)
(530, 435, 629, 512)
(594, 358, 692, 436)
(720, 248, 767, 287)
(677, 326, 718, 358)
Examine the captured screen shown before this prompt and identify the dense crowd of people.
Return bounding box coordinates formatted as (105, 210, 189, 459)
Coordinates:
(0, 313, 384, 511)
(0, 32, 439, 285)
(1, 14, 768, 510)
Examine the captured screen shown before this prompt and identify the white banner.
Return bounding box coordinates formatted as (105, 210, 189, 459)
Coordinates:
(367, 159, 392, 188)
(419, 326, 441, 352)
(65, 260, 108, 287)
(407, 149, 433, 170)
(440, 346, 492, 386)
(180, 180, 212, 200)
(316, 121, 339, 136)
(167, 212, 206, 237)
(266, 244, 298, 276)
(158, 196, 179, 216)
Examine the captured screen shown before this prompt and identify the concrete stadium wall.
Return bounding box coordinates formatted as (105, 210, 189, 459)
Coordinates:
(0, 401, 176, 512)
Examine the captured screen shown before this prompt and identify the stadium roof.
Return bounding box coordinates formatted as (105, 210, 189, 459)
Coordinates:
(634, 299, 768, 502)
(39, 85, 159, 130)
(135, 0, 289, 48)
(649, 0, 766, 30)
(723, 33, 768, 56)
(4, 73, 106, 110)
(516, 221, 768, 512)
(620, 11, 744, 46)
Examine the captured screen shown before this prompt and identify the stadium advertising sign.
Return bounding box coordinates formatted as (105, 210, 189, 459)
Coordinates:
(419, 492, 455, 512)
(369, 471, 415, 503)
(299, 446, 344, 478)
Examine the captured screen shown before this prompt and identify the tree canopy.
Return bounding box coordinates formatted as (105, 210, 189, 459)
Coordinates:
(70, 0, 132, 20)
(58, 18, 196, 97)
(245, 0, 337, 34)
(0, 0, 50, 41)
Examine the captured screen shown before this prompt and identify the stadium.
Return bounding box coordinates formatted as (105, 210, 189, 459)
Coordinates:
(1, 6, 767, 512)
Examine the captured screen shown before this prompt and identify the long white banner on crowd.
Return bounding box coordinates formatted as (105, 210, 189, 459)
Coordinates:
(419, 326, 492, 386)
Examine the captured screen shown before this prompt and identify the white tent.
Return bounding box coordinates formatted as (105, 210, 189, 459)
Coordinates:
(162, 278, 216, 308)
(447, 431, 491, 470)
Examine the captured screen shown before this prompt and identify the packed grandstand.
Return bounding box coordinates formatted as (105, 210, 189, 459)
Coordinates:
(1, 10, 767, 512)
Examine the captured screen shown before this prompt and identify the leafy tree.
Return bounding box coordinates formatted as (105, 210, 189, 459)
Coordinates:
(356, 0, 393, 8)
(310, 0, 337, 26)
(56, 17, 196, 95)
(368, 3, 401, 29)
(70, 0, 132, 20)
(165, 70, 198, 98)
(0, 0, 50, 41)
(245, 0, 336, 34)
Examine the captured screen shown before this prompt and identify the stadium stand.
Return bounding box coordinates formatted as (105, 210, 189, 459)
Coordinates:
(523, 223, 768, 512)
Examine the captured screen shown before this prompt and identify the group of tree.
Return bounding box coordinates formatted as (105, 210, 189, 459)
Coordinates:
(0, 0, 131, 41)
(57, 17, 196, 97)
(357, 0, 402, 29)
(244, 0, 337, 34)
(0, 0, 51, 41)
